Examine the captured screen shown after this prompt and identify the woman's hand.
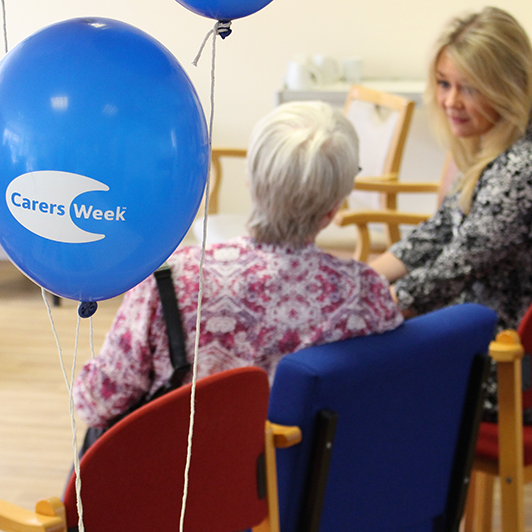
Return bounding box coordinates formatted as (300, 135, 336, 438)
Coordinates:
(370, 252, 408, 283)
(371, 253, 415, 317)
(390, 284, 398, 304)
(390, 285, 415, 318)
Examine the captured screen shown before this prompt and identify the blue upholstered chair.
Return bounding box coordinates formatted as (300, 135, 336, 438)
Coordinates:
(268, 303, 497, 532)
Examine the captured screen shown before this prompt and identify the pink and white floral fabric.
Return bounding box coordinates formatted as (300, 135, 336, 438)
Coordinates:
(74, 237, 403, 427)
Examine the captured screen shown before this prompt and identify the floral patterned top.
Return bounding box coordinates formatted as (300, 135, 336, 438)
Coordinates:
(390, 128, 532, 331)
(74, 236, 403, 428)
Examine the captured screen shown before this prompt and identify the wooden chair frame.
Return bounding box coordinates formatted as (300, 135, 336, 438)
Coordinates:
(343, 85, 415, 182)
(205, 90, 416, 256)
(207, 147, 247, 216)
(335, 91, 456, 262)
(333, 85, 416, 260)
(464, 330, 528, 532)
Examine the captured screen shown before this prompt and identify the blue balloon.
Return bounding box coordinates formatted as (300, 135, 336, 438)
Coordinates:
(0, 18, 209, 302)
(175, 0, 274, 20)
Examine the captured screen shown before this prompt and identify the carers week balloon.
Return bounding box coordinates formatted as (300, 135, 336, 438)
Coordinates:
(0, 18, 209, 302)
(175, 0, 274, 21)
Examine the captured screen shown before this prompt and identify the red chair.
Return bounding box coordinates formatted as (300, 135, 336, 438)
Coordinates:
(0, 367, 301, 532)
(465, 303, 532, 532)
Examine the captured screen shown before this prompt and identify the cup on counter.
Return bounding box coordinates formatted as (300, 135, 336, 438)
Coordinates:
(285, 57, 322, 90)
(312, 55, 340, 85)
(342, 57, 363, 83)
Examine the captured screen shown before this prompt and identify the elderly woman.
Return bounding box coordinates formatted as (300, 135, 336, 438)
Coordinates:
(370, 7, 532, 420)
(74, 101, 403, 429)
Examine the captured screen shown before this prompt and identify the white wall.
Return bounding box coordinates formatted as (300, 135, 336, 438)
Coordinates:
(4, 0, 532, 218)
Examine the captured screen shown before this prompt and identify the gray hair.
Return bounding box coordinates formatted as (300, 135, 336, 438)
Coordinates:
(246, 101, 359, 247)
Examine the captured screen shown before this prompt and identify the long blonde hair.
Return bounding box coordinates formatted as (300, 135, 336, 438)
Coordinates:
(426, 7, 532, 213)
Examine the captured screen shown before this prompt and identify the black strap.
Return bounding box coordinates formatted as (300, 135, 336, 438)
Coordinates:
(85, 264, 189, 435)
(154, 264, 190, 389)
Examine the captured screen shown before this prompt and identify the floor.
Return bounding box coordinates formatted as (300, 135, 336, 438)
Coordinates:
(0, 261, 122, 511)
(0, 258, 530, 530)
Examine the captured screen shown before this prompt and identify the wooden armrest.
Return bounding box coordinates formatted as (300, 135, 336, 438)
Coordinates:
(270, 423, 302, 448)
(355, 174, 398, 183)
(335, 209, 431, 227)
(354, 177, 441, 194)
(0, 497, 66, 532)
(488, 330, 524, 363)
(262, 422, 298, 532)
(487, 330, 525, 491)
(211, 147, 247, 158)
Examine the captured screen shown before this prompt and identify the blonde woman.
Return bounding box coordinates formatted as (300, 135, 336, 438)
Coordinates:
(372, 6, 532, 330)
(370, 7, 532, 421)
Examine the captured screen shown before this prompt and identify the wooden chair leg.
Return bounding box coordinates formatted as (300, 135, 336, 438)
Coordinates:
(252, 422, 302, 532)
(463, 470, 494, 532)
(496, 338, 525, 532)
(499, 474, 524, 532)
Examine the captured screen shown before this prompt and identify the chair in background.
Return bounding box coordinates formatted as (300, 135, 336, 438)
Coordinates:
(0, 367, 301, 532)
(204, 147, 248, 217)
(193, 86, 418, 255)
(316, 84, 416, 257)
(192, 147, 248, 245)
(464, 302, 532, 532)
(269, 303, 496, 532)
(334, 150, 457, 262)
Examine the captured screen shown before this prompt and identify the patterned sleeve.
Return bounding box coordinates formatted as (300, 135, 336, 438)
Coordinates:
(73, 276, 163, 428)
(355, 263, 404, 333)
(392, 151, 532, 315)
(388, 196, 455, 271)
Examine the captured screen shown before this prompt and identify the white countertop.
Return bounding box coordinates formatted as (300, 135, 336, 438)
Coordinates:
(276, 80, 427, 106)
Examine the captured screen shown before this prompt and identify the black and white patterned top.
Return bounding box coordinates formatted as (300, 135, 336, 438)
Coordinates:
(390, 127, 532, 331)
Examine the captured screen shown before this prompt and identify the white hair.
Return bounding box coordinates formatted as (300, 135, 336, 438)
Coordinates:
(246, 101, 359, 247)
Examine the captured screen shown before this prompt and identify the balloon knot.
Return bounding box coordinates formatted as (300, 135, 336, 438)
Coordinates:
(216, 20, 232, 39)
(78, 301, 98, 318)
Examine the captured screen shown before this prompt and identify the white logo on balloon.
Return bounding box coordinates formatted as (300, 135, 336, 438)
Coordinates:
(6, 171, 108, 243)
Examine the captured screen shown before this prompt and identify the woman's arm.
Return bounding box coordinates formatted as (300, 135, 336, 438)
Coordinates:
(393, 149, 532, 314)
(73, 277, 162, 428)
(370, 252, 408, 283)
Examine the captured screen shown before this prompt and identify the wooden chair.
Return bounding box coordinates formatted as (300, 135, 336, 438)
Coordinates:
(269, 303, 496, 532)
(193, 87, 417, 254)
(0, 367, 301, 532)
(191, 147, 248, 245)
(334, 150, 457, 262)
(316, 85, 417, 255)
(464, 302, 532, 532)
(204, 147, 247, 217)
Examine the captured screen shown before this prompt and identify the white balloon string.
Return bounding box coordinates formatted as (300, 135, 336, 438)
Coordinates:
(1, 0, 7, 54)
(192, 29, 214, 67)
(179, 19, 221, 532)
(192, 21, 231, 67)
(89, 317, 95, 358)
(70, 309, 84, 532)
(41, 289, 85, 532)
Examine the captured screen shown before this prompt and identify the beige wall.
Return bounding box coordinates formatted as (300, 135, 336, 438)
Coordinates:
(5, 0, 532, 218)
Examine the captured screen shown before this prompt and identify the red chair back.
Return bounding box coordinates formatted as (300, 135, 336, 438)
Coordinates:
(518, 303, 532, 409)
(64, 367, 270, 532)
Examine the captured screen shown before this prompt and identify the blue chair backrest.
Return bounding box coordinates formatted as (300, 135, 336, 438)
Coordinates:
(269, 303, 497, 532)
